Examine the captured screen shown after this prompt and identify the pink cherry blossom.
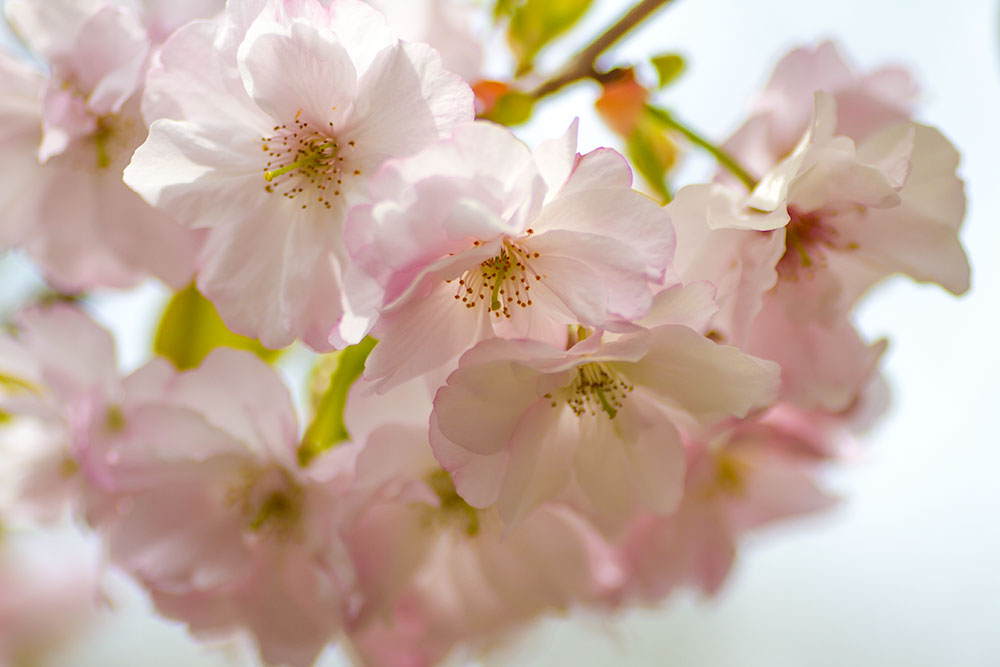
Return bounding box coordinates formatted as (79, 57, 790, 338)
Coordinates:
(0, 527, 102, 666)
(744, 293, 888, 412)
(364, 0, 483, 82)
(0, 0, 209, 291)
(345, 120, 676, 391)
(620, 404, 839, 600)
(0, 303, 122, 522)
(429, 287, 779, 528)
(89, 348, 356, 666)
(723, 40, 919, 179)
(667, 92, 968, 410)
(342, 424, 622, 667)
(124, 0, 475, 349)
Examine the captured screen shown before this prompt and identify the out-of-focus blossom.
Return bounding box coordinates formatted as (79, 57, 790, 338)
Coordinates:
(364, 0, 483, 82)
(345, 120, 675, 391)
(724, 40, 919, 178)
(0, 0, 214, 291)
(0, 526, 102, 666)
(0, 303, 121, 522)
(125, 0, 474, 349)
(430, 287, 779, 528)
(87, 348, 356, 666)
(342, 424, 622, 667)
(668, 93, 968, 410)
(619, 404, 839, 599)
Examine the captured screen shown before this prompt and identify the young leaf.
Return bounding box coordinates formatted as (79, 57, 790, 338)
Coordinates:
(625, 111, 679, 203)
(481, 90, 535, 125)
(651, 53, 686, 88)
(595, 69, 647, 136)
(507, 0, 594, 73)
(297, 336, 377, 466)
(154, 284, 280, 370)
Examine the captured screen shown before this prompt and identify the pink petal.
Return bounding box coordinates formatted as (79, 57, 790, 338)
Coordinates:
(237, 17, 357, 128)
(623, 325, 781, 423)
(346, 42, 473, 159)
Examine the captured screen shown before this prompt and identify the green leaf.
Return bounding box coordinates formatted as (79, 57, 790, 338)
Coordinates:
(507, 0, 594, 73)
(297, 336, 377, 466)
(493, 0, 517, 20)
(154, 283, 280, 371)
(625, 112, 678, 203)
(650, 53, 686, 89)
(482, 90, 535, 126)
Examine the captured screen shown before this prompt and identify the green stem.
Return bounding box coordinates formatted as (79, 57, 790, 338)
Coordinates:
(645, 105, 759, 191)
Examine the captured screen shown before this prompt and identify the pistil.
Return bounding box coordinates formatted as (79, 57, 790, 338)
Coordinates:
(264, 142, 337, 182)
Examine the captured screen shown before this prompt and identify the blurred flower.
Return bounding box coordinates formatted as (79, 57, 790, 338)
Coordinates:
(0, 0, 213, 290)
(90, 349, 356, 667)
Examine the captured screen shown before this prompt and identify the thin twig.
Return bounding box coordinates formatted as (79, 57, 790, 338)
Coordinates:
(529, 0, 676, 100)
(645, 105, 759, 191)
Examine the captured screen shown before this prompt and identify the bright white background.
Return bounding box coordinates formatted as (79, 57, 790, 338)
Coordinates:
(2, 1, 998, 666)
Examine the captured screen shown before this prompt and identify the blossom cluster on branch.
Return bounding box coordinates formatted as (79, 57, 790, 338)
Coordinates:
(0, 1, 970, 666)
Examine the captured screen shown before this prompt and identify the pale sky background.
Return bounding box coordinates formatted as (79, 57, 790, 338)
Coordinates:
(1, 0, 999, 666)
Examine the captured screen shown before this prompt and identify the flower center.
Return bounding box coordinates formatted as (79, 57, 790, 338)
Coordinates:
(227, 466, 303, 541)
(424, 468, 479, 536)
(775, 206, 861, 280)
(448, 238, 543, 319)
(93, 120, 114, 169)
(260, 112, 360, 210)
(88, 113, 138, 170)
(699, 453, 748, 499)
(554, 361, 633, 419)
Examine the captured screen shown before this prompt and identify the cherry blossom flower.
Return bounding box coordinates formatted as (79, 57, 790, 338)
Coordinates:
(743, 293, 889, 412)
(87, 348, 356, 666)
(0, 303, 122, 522)
(124, 0, 475, 349)
(620, 404, 839, 600)
(364, 0, 483, 82)
(429, 287, 780, 528)
(0, 527, 102, 666)
(345, 120, 676, 390)
(668, 93, 968, 410)
(342, 423, 622, 667)
(723, 40, 919, 179)
(0, 0, 211, 291)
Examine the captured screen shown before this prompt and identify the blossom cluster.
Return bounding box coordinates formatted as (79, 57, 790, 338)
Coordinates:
(0, 1, 969, 666)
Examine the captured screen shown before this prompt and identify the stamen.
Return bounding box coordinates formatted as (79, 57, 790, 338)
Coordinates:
(562, 361, 633, 418)
(424, 469, 479, 536)
(446, 241, 543, 319)
(259, 113, 360, 210)
(776, 205, 862, 281)
(226, 466, 303, 541)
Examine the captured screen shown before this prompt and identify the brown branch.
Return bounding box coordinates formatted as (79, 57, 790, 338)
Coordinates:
(529, 0, 677, 100)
